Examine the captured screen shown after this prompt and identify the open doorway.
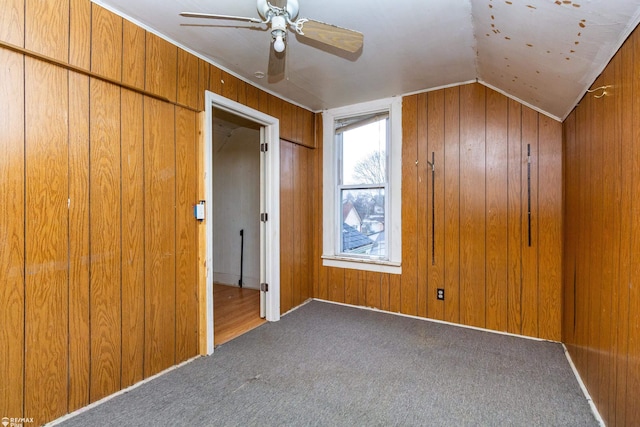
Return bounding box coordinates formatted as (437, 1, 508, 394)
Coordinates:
(202, 91, 280, 355)
(211, 108, 265, 346)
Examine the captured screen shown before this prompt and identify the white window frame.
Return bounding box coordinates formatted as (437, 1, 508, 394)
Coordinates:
(322, 97, 402, 274)
(336, 114, 389, 259)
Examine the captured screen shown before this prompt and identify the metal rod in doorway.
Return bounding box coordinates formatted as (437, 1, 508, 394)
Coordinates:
(239, 229, 244, 288)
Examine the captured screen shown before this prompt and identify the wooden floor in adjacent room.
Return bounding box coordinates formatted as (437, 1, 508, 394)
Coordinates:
(214, 283, 266, 346)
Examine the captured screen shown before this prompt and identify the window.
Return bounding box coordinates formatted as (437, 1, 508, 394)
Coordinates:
(322, 98, 402, 274)
(337, 113, 388, 258)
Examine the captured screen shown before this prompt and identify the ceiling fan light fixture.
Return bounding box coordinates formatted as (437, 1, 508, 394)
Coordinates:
(271, 15, 287, 53)
(273, 32, 286, 52)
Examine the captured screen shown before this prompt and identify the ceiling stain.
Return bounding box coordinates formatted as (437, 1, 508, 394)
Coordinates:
(93, 0, 640, 122)
(556, 0, 580, 5)
(436, 0, 617, 116)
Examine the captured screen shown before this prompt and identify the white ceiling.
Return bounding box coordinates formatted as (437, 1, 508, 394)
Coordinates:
(93, 0, 640, 120)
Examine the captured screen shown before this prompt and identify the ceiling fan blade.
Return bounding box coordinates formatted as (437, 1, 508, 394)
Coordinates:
(298, 19, 363, 53)
(180, 12, 263, 24)
(268, 43, 286, 83)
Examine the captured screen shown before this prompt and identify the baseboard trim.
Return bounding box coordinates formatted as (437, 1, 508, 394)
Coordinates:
(563, 344, 605, 426)
(312, 298, 550, 342)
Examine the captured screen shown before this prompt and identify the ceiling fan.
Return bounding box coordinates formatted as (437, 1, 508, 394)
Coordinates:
(180, 0, 364, 79)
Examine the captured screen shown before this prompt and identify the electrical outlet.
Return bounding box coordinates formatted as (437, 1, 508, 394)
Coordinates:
(437, 288, 445, 300)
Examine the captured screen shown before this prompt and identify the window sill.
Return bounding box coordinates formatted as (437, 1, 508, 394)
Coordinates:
(322, 255, 402, 274)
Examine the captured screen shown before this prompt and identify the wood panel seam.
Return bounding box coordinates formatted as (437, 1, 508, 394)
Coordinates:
(0, 40, 198, 112)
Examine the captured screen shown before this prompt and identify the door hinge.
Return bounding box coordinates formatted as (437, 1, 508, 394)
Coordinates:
(260, 142, 268, 152)
(260, 283, 269, 292)
(261, 212, 268, 222)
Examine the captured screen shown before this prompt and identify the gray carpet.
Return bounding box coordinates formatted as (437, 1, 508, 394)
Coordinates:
(56, 300, 597, 426)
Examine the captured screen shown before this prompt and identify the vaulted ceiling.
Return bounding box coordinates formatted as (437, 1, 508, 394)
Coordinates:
(93, 0, 640, 120)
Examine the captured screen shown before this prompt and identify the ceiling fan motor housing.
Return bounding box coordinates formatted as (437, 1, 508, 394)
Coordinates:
(257, 0, 299, 20)
(284, 0, 299, 19)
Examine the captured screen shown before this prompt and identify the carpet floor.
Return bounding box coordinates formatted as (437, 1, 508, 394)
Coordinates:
(55, 300, 598, 426)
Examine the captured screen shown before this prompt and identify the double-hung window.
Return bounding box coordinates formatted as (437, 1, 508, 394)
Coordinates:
(337, 113, 388, 258)
(322, 98, 402, 274)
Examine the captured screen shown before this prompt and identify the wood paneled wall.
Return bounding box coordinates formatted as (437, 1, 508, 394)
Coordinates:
(0, 0, 315, 424)
(280, 140, 314, 313)
(563, 26, 640, 427)
(314, 83, 563, 341)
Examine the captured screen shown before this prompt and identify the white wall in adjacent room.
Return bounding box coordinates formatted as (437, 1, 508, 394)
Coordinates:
(213, 126, 261, 289)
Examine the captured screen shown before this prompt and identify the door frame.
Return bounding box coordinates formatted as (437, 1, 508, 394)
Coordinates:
(202, 91, 281, 355)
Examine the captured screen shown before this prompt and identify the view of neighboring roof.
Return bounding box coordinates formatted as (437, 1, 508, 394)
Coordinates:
(342, 223, 373, 253)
